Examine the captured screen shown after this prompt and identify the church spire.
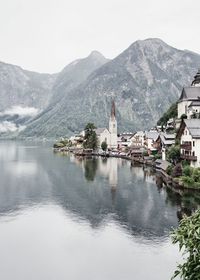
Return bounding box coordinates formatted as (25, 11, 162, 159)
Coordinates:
(191, 69, 200, 86)
(111, 100, 116, 119)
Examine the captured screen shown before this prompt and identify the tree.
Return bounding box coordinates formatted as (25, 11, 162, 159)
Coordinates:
(180, 114, 187, 120)
(171, 210, 200, 280)
(167, 145, 180, 164)
(157, 102, 177, 126)
(172, 163, 182, 177)
(101, 141, 108, 152)
(83, 123, 98, 150)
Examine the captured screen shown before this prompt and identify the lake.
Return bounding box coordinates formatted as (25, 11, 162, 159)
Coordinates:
(0, 141, 195, 280)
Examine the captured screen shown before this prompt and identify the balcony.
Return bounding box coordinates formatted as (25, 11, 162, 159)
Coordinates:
(180, 142, 192, 151)
(181, 154, 197, 161)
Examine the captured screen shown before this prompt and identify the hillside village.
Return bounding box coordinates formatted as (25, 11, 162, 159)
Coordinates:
(54, 69, 200, 189)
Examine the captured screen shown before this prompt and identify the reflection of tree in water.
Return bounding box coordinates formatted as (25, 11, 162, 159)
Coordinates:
(154, 174, 200, 220)
(155, 175, 163, 191)
(101, 157, 108, 165)
(84, 157, 98, 181)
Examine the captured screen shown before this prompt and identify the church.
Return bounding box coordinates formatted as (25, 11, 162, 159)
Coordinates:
(95, 100, 118, 149)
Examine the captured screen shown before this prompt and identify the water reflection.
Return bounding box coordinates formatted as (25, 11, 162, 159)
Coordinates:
(84, 158, 98, 181)
(0, 142, 191, 280)
(0, 142, 199, 237)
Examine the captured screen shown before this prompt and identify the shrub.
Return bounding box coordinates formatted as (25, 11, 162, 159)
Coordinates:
(181, 159, 190, 167)
(171, 209, 200, 279)
(180, 176, 195, 187)
(192, 168, 200, 182)
(53, 142, 65, 148)
(154, 153, 161, 160)
(182, 166, 193, 177)
(167, 145, 180, 164)
(195, 182, 200, 189)
(143, 151, 149, 156)
(180, 114, 187, 120)
(166, 165, 173, 175)
(172, 164, 182, 177)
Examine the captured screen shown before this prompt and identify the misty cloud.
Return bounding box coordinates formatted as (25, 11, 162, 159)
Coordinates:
(0, 121, 26, 133)
(0, 106, 38, 117)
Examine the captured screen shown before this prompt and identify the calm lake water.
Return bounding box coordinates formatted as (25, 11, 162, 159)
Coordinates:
(1, 141, 198, 280)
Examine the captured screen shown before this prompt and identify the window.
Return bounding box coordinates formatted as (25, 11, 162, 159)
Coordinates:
(185, 105, 187, 114)
(193, 141, 195, 147)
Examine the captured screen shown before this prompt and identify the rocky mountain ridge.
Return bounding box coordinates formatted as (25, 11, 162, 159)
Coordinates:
(1, 38, 200, 138)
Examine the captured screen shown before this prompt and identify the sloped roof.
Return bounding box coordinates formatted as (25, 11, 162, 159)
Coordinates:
(188, 100, 200, 107)
(95, 128, 109, 135)
(160, 133, 175, 145)
(145, 131, 159, 141)
(179, 87, 200, 101)
(134, 131, 145, 136)
(159, 161, 171, 171)
(184, 119, 200, 138)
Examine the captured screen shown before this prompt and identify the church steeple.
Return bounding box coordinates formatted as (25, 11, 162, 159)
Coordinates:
(111, 100, 116, 120)
(191, 69, 200, 86)
(108, 99, 118, 148)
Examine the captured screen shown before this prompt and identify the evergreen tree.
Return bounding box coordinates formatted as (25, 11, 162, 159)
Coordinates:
(83, 123, 98, 150)
(101, 141, 108, 152)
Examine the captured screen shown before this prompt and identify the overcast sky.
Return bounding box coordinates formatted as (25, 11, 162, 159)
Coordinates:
(0, 0, 199, 73)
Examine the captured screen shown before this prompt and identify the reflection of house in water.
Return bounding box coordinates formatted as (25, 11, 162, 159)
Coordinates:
(97, 157, 120, 188)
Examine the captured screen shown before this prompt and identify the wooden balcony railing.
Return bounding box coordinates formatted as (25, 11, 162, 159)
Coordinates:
(181, 154, 197, 161)
(180, 142, 192, 151)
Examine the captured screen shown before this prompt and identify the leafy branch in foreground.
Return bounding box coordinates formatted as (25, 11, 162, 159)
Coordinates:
(171, 210, 200, 280)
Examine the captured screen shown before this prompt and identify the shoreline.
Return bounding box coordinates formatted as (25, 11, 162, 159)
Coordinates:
(53, 147, 200, 192)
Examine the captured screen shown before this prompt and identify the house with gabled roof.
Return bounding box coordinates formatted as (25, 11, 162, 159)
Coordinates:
(178, 69, 200, 119)
(177, 119, 200, 168)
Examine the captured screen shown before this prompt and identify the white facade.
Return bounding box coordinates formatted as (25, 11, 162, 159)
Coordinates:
(109, 115, 118, 149)
(180, 127, 200, 168)
(96, 101, 118, 149)
(178, 100, 190, 119)
(130, 131, 145, 147)
(96, 128, 111, 148)
(188, 105, 200, 118)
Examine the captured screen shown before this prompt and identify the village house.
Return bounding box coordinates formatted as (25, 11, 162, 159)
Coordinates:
(144, 130, 159, 155)
(117, 132, 133, 149)
(155, 132, 176, 160)
(177, 119, 200, 168)
(178, 69, 200, 119)
(130, 131, 145, 147)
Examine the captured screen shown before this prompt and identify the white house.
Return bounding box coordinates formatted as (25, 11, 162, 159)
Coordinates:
(118, 133, 133, 148)
(130, 131, 145, 147)
(155, 132, 175, 160)
(144, 130, 159, 151)
(177, 119, 200, 168)
(95, 100, 118, 149)
(178, 69, 200, 119)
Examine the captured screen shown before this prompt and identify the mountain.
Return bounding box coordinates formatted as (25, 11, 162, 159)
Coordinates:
(21, 38, 200, 138)
(0, 61, 57, 135)
(0, 61, 56, 111)
(0, 51, 108, 135)
(49, 50, 109, 105)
